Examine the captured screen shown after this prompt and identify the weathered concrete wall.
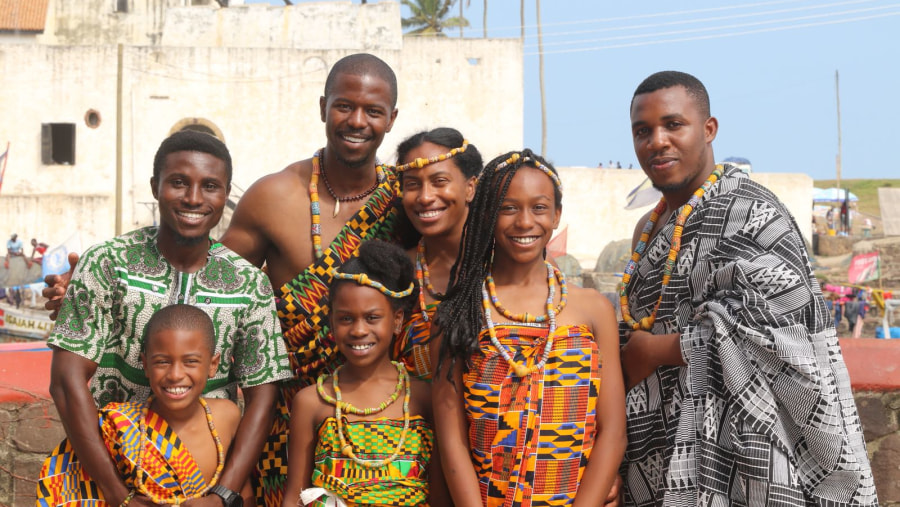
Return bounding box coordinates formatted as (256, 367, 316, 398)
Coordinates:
(37, 0, 174, 46)
(557, 168, 814, 269)
(162, 2, 402, 50)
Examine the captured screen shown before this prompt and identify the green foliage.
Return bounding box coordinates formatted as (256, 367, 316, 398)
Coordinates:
(814, 179, 900, 217)
(401, 0, 470, 36)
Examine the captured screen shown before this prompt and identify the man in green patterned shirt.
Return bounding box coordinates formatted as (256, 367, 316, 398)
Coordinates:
(47, 130, 292, 507)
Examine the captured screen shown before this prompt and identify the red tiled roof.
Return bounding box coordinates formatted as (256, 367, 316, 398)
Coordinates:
(0, 0, 48, 32)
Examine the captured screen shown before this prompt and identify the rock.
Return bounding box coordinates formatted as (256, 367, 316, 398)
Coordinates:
(594, 238, 632, 274)
(817, 234, 855, 257)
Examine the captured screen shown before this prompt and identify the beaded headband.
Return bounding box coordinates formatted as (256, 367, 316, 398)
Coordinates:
(395, 140, 469, 172)
(332, 271, 415, 298)
(495, 153, 563, 192)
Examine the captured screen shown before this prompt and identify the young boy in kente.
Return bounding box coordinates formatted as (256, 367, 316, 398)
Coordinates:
(282, 240, 449, 507)
(37, 304, 252, 507)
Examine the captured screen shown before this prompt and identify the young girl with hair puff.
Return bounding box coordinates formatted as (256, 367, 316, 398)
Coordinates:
(432, 150, 626, 506)
(283, 240, 449, 507)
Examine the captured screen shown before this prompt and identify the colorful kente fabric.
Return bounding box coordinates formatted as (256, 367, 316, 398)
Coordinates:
(394, 302, 438, 381)
(300, 415, 433, 507)
(620, 165, 876, 506)
(463, 323, 600, 507)
(258, 165, 400, 507)
(36, 401, 214, 507)
(47, 226, 292, 405)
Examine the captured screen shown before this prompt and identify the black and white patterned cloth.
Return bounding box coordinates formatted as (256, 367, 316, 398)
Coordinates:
(620, 166, 877, 506)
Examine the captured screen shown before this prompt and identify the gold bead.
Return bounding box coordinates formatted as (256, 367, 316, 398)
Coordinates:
(342, 444, 353, 457)
(640, 316, 653, 329)
(513, 364, 531, 377)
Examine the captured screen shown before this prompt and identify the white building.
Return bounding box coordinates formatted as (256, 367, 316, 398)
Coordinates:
(0, 0, 523, 248)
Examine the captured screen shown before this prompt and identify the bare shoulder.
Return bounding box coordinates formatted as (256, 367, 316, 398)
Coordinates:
(240, 160, 311, 204)
(568, 285, 615, 315)
(204, 398, 242, 438)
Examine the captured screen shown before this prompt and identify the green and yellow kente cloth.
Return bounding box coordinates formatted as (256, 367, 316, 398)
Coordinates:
(303, 416, 433, 507)
(464, 324, 601, 507)
(258, 164, 400, 507)
(36, 401, 213, 507)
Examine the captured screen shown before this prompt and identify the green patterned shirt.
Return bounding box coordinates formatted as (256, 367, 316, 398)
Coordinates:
(48, 226, 292, 407)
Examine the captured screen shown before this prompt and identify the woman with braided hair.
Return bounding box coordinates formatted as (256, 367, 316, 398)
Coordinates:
(393, 127, 483, 381)
(431, 150, 626, 506)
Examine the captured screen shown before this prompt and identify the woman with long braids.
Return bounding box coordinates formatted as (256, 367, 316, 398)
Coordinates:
(393, 127, 482, 381)
(431, 150, 626, 506)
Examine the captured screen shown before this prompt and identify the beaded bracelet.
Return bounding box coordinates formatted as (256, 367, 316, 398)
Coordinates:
(120, 489, 136, 507)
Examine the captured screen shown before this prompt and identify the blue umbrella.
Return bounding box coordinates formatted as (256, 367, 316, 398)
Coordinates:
(813, 187, 858, 202)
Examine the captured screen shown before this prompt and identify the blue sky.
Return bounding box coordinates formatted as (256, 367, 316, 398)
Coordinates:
(246, 0, 899, 180)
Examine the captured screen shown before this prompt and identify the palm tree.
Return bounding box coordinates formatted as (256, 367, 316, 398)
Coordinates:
(401, 0, 469, 37)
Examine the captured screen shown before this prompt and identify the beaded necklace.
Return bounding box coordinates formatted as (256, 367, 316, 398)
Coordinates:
(322, 361, 411, 469)
(316, 361, 405, 414)
(481, 261, 560, 377)
(415, 239, 445, 322)
(485, 264, 567, 323)
(308, 149, 386, 259)
(619, 168, 722, 331)
(320, 163, 380, 218)
(134, 397, 224, 504)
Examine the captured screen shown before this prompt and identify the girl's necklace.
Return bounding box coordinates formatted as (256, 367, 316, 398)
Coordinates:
(322, 361, 411, 469)
(485, 263, 567, 323)
(481, 261, 561, 377)
(316, 361, 405, 415)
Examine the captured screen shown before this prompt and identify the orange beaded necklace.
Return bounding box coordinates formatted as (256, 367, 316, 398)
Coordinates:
(619, 168, 722, 331)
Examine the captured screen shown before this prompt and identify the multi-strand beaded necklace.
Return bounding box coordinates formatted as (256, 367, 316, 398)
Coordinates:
(133, 397, 224, 505)
(619, 168, 722, 331)
(308, 149, 385, 259)
(414, 239, 446, 322)
(316, 361, 411, 469)
(481, 261, 567, 377)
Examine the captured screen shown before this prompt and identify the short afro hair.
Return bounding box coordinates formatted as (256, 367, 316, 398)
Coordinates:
(142, 304, 215, 356)
(631, 70, 711, 119)
(152, 130, 232, 185)
(324, 53, 398, 108)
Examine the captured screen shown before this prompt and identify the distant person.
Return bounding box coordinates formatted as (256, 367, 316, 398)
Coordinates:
(618, 70, 875, 505)
(37, 305, 254, 507)
(853, 293, 868, 338)
(862, 217, 874, 238)
(841, 199, 850, 234)
(5, 232, 24, 268)
(27, 238, 49, 268)
(844, 294, 860, 336)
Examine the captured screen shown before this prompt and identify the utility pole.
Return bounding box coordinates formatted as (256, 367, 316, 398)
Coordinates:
(835, 70, 842, 191)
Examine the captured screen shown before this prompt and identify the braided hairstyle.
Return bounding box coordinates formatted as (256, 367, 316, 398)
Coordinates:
(328, 239, 418, 320)
(432, 149, 562, 381)
(394, 127, 483, 249)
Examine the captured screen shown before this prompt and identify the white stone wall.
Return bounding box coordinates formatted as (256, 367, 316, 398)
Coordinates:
(37, 0, 181, 46)
(161, 2, 402, 50)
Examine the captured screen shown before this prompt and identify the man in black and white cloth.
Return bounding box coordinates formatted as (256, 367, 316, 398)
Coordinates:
(618, 71, 876, 506)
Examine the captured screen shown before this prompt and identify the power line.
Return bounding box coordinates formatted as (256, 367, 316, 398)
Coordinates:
(524, 9, 900, 55)
(525, 2, 900, 49)
(521, 0, 878, 42)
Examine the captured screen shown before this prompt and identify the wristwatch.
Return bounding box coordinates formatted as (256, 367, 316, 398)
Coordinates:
(209, 485, 242, 507)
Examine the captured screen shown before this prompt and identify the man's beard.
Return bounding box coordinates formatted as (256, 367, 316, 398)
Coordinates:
(652, 174, 695, 194)
(173, 232, 207, 247)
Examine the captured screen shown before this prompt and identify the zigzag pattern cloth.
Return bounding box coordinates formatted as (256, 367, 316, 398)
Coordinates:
(394, 303, 438, 381)
(36, 402, 208, 507)
(463, 323, 601, 507)
(306, 416, 433, 506)
(257, 166, 400, 507)
(619, 165, 877, 506)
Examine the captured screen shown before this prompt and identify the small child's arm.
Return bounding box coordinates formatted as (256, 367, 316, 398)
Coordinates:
(282, 386, 320, 507)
